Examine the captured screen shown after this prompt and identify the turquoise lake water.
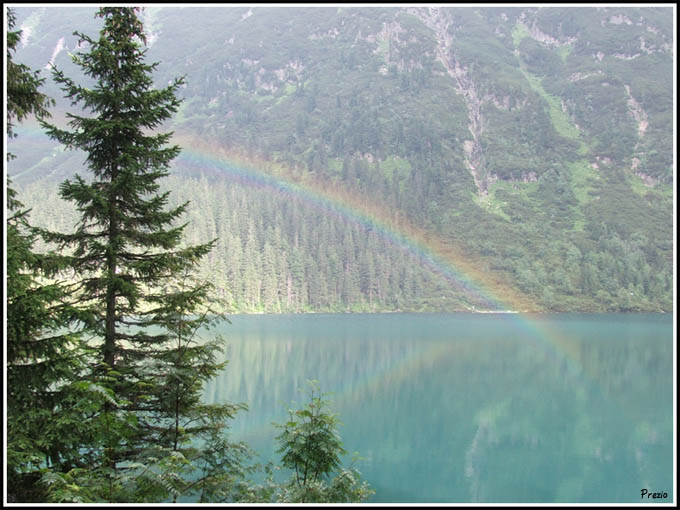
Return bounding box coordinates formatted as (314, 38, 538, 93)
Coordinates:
(202, 313, 674, 503)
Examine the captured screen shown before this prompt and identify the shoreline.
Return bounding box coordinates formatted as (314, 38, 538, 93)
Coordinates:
(220, 309, 671, 316)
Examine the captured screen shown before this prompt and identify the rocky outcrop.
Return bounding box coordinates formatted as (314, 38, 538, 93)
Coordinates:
(240, 7, 253, 22)
(635, 171, 659, 187)
(624, 84, 648, 138)
(371, 21, 404, 66)
(483, 93, 511, 111)
(568, 70, 604, 82)
(309, 27, 340, 40)
(517, 10, 577, 47)
(605, 14, 633, 26)
(405, 7, 490, 194)
(614, 53, 641, 60)
(272, 59, 305, 84)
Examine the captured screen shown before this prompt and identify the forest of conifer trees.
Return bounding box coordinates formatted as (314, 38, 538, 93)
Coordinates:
(18, 174, 477, 313)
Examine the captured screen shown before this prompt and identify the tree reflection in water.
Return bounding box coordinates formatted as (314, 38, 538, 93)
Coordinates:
(200, 313, 672, 503)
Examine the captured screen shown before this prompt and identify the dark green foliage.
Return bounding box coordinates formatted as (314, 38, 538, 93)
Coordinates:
(276, 382, 345, 485)
(537, 7, 673, 181)
(519, 38, 562, 77)
(7, 7, 376, 504)
(16, 161, 673, 313)
(6, 183, 101, 502)
(239, 381, 373, 503)
(140, 272, 254, 503)
(5, 9, 54, 147)
(24, 7, 250, 502)
(6, 3, 672, 500)
(6, 10, 100, 501)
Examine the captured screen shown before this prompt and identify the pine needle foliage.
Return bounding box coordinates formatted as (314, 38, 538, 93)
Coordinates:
(33, 7, 249, 501)
(6, 9, 104, 502)
(5, 9, 54, 151)
(259, 381, 373, 503)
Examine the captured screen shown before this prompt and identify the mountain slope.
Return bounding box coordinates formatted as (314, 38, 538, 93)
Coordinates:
(7, 6, 674, 312)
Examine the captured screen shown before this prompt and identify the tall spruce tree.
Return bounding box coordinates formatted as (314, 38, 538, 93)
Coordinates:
(37, 7, 250, 501)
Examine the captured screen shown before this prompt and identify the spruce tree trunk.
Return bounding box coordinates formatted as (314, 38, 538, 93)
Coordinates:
(105, 211, 117, 369)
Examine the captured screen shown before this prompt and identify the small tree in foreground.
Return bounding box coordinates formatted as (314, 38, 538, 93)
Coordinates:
(238, 381, 373, 503)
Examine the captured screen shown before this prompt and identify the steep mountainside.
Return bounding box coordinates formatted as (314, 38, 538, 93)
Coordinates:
(7, 6, 674, 312)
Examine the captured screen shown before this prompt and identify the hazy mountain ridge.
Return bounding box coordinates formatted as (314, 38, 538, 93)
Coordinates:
(8, 6, 674, 313)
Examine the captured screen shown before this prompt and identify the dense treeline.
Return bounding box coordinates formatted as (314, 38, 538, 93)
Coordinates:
(17, 174, 477, 313)
(18, 168, 673, 313)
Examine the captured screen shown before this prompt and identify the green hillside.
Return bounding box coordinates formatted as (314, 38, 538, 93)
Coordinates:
(7, 5, 674, 312)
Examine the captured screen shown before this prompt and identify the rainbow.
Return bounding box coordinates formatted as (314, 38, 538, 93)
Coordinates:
(168, 134, 603, 391)
(171, 133, 538, 314)
(222, 314, 599, 446)
(9, 124, 591, 379)
(11, 124, 537, 311)
(167, 134, 608, 395)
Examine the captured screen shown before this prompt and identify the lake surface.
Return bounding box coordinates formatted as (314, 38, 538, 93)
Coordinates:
(203, 313, 674, 503)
